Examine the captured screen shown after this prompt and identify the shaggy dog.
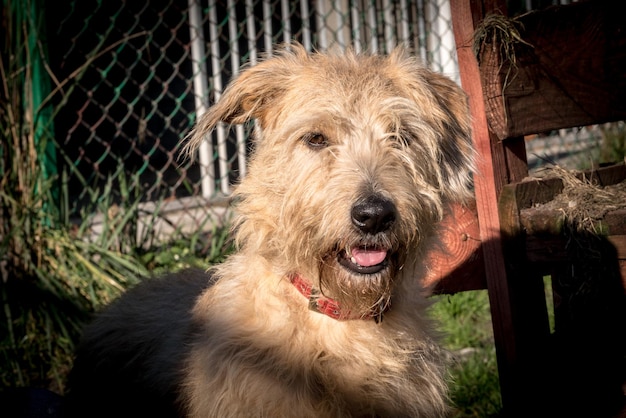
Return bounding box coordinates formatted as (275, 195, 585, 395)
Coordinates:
(66, 44, 475, 418)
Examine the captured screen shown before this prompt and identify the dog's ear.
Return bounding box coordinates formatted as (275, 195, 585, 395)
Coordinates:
(424, 70, 476, 201)
(185, 45, 306, 153)
(389, 49, 475, 201)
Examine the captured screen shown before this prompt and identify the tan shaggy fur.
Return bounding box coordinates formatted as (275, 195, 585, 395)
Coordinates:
(66, 44, 475, 418)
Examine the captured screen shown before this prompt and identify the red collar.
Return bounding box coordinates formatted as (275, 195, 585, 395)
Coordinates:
(289, 274, 384, 322)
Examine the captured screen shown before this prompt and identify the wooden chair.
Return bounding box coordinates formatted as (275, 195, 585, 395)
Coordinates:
(426, 1, 626, 416)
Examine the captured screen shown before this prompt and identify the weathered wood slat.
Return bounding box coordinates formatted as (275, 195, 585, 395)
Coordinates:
(500, 163, 626, 213)
(522, 208, 626, 236)
(499, 163, 626, 285)
(480, 1, 626, 140)
(526, 233, 626, 262)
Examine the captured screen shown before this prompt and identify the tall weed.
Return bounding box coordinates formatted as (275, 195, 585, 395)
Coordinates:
(0, 4, 149, 391)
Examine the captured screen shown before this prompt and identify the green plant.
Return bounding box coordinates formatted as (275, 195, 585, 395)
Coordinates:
(0, 2, 150, 392)
(430, 290, 503, 417)
(0, 0, 234, 393)
(448, 349, 502, 418)
(141, 223, 233, 274)
(599, 122, 626, 165)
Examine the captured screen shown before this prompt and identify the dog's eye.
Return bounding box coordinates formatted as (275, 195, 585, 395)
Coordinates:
(398, 134, 412, 147)
(302, 132, 329, 149)
(390, 132, 411, 149)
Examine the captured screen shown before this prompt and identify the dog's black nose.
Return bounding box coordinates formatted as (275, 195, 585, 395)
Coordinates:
(351, 195, 396, 234)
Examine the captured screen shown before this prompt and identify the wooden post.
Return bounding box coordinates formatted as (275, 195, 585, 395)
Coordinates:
(450, 1, 551, 414)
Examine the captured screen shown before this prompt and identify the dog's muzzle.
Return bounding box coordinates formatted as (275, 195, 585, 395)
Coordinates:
(338, 195, 397, 274)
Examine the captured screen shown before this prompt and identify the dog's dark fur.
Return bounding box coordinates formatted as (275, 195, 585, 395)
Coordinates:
(65, 270, 214, 417)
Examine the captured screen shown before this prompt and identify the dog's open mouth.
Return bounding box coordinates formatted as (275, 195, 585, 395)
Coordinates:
(338, 246, 389, 274)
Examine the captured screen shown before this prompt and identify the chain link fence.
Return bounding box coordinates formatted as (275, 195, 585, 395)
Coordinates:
(46, 0, 460, 237)
(46, 0, 624, 238)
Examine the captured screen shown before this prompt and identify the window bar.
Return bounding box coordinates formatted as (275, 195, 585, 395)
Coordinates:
(366, 0, 378, 53)
(437, 0, 458, 81)
(315, 0, 328, 50)
(208, 0, 230, 195)
(245, 0, 258, 65)
(334, 0, 347, 50)
(350, 1, 362, 53)
(263, 0, 273, 53)
(281, 0, 291, 44)
(399, 0, 411, 47)
(382, 0, 395, 53)
(188, 0, 215, 198)
(300, 0, 312, 51)
(416, 0, 428, 63)
(425, 0, 439, 70)
(227, 0, 247, 179)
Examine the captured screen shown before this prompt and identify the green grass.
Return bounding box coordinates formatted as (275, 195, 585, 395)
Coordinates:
(430, 290, 503, 417)
(431, 276, 556, 417)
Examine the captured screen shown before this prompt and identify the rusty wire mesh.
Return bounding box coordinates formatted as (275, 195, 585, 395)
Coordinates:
(46, 0, 624, 238)
(47, 0, 460, 237)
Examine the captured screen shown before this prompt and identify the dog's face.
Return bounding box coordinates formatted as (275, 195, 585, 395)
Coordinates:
(187, 45, 474, 317)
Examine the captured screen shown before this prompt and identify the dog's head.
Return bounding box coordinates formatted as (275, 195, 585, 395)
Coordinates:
(186, 44, 474, 318)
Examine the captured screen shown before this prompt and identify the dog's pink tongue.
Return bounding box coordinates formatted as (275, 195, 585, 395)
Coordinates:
(351, 248, 387, 267)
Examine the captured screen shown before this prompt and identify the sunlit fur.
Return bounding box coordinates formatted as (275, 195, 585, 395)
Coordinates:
(69, 44, 474, 418)
(183, 44, 474, 417)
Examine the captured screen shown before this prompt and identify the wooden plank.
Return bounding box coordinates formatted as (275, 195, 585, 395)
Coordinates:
(526, 234, 626, 263)
(503, 163, 626, 213)
(479, 1, 626, 139)
(587, 163, 626, 187)
(425, 202, 486, 294)
(502, 177, 564, 211)
(522, 208, 626, 236)
(451, 0, 524, 410)
(507, 163, 626, 279)
(503, 136, 529, 184)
